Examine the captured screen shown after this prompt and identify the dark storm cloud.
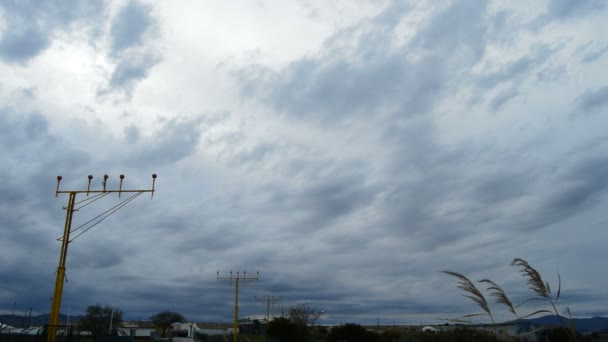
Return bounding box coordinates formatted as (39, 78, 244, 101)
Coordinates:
(229, 143, 278, 166)
(411, 1, 488, 65)
(0, 108, 98, 311)
(0, 203, 54, 250)
(237, 3, 451, 123)
(0, 107, 145, 317)
(259, 160, 376, 230)
(60, 277, 236, 321)
(123, 116, 203, 169)
(69, 243, 129, 270)
(109, 1, 156, 56)
(123, 125, 140, 145)
(478, 44, 553, 89)
(0, 0, 104, 64)
(3, 0, 608, 324)
(342, 298, 446, 317)
(473, 171, 532, 204)
(320, 1, 409, 59)
(0, 110, 49, 154)
(558, 288, 608, 318)
(109, 52, 162, 88)
(546, 157, 608, 214)
(536, 64, 566, 83)
(0, 267, 56, 314)
(0, 108, 90, 201)
(577, 85, 608, 112)
(489, 87, 518, 111)
(527, 0, 607, 33)
(373, 117, 608, 255)
(545, 0, 606, 19)
(238, 54, 443, 123)
(176, 222, 250, 253)
(477, 148, 608, 235)
(373, 122, 488, 244)
(298, 174, 373, 222)
(104, 0, 162, 96)
(227, 1, 608, 322)
(0, 28, 50, 63)
(581, 44, 608, 63)
(237, 2, 494, 124)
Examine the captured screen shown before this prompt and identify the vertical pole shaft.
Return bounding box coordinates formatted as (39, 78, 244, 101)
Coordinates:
(48, 192, 76, 342)
(266, 296, 270, 334)
(109, 306, 114, 333)
(234, 277, 239, 342)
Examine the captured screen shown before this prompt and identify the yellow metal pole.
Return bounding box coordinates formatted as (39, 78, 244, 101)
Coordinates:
(217, 271, 258, 342)
(47, 174, 156, 342)
(234, 275, 239, 342)
(48, 192, 76, 342)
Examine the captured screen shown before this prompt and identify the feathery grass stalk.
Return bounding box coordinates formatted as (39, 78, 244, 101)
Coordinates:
(511, 258, 552, 299)
(442, 271, 496, 327)
(478, 278, 548, 342)
(479, 279, 518, 318)
(511, 258, 574, 341)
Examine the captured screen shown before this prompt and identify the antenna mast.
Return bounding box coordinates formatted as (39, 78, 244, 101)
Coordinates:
(47, 174, 157, 342)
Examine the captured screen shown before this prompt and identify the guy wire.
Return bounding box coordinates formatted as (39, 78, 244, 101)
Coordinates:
(74, 192, 111, 210)
(63, 192, 144, 241)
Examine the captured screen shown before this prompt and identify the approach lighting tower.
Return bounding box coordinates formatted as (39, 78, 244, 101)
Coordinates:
(48, 174, 157, 342)
(217, 271, 260, 342)
(255, 294, 282, 336)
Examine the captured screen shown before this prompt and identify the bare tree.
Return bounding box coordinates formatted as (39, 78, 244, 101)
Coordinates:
(150, 311, 186, 337)
(287, 303, 323, 326)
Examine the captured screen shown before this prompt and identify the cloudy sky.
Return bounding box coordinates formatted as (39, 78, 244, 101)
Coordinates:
(1, 0, 608, 326)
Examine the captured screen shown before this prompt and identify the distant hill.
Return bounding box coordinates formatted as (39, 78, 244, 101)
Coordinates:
(521, 315, 608, 333)
(0, 314, 82, 327)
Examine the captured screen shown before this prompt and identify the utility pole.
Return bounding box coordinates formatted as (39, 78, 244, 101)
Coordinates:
(109, 306, 114, 334)
(217, 271, 259, 342)
(254, 295, 282, 335)
(21, 308, 26, 327)
(47, 174, 157, 342)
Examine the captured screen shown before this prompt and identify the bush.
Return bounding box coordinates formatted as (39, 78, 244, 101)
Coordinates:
(267, 317, 308, 342)
(328, 323, 380, 342)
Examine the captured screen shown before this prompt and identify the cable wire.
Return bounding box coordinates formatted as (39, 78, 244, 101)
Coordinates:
(69, 191, 144, 241)
(58, 192, 144, 241)
(74, 192, 112, 210)
(69, 192, 141, 234)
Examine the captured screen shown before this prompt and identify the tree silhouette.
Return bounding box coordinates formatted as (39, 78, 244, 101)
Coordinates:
(78, 304, 122, 336)
(150, 311, 186, 337)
